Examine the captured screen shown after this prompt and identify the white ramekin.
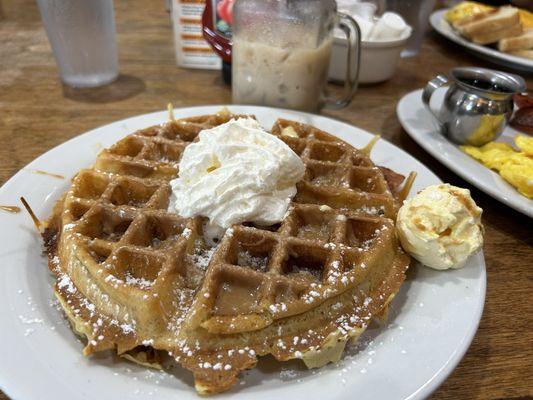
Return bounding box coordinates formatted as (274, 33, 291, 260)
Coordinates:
(329, 33, 411, 84)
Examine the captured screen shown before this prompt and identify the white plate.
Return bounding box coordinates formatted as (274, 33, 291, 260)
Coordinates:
(397, 89, 533, 218)
(0, 106, 485, 400)
(430, 9, 533, 72)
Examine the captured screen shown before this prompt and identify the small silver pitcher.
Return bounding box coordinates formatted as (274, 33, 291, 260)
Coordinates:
(422, 67, 526, 146)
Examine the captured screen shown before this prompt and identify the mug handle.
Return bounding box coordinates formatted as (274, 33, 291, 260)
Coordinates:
(422, 75, 449, 128)
(325, 13, 361, 110)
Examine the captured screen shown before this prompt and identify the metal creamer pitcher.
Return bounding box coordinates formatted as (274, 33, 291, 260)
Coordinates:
(422, 67, 526, 146)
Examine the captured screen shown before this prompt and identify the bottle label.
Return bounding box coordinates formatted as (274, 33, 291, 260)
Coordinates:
(213, 0, 233, 38)
(172, 0, 221, 70)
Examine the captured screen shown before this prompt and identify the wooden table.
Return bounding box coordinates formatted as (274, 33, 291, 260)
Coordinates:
(1, 0, 531, 399)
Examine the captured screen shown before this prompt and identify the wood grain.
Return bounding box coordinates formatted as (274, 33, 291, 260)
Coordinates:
(0, 0, 531, 399)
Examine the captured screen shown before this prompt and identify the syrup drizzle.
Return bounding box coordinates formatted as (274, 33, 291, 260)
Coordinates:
(0, 205, 21, 214)
(20, 197, 41, 232)
(25, 169, 65, 179)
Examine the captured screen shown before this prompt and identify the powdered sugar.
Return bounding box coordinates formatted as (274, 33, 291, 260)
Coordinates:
(189, 243, 218, 270)
(237, 250, 269, 272)
(124, 273, 154, 289)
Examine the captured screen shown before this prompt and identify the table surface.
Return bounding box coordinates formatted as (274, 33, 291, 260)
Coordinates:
(1, 1, 532, 399)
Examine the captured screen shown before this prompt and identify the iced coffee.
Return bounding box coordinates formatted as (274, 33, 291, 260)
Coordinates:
(232, 30, 333, 112)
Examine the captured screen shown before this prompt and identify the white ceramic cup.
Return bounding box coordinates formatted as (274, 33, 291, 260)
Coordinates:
(329, 33, 411, 84)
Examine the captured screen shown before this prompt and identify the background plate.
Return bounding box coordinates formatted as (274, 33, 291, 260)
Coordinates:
(397, 89, 533, 218)
(430, 9, 533, 72)
(0, 106, 485, 400)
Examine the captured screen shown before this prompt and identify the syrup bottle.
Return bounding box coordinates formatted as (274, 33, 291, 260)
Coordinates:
(202, 0, 234, 84)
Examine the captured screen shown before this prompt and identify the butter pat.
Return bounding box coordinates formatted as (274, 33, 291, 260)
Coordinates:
(169, 118, 305, 230)
(396, 184, 483, 270)
(281, 126, 299, 138)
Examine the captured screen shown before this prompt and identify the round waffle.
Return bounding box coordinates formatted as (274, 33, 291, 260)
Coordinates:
(44, 110, 414, 394)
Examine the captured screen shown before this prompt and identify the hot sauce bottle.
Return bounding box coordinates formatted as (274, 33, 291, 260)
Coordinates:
(202, 0, 234, 84)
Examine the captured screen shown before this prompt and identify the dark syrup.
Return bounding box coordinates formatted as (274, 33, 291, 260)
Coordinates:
(460, 78, 512, 93)
(0, 205, 21, 213)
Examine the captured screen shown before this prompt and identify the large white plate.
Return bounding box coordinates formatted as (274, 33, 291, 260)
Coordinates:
(430, 9, 533, 72)
(0, 106, 485, 400)
(397, 89, 533, 218)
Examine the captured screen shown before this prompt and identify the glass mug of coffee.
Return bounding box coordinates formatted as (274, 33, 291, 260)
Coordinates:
(232, 0, 361, 112)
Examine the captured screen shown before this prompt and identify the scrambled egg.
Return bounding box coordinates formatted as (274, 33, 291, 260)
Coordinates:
(444, 2, 494, 24)
(515, 135, 533, 155)
(519, 9, 533, 29)
(461, 136, 533, 199)
(444, 2, 533, 28)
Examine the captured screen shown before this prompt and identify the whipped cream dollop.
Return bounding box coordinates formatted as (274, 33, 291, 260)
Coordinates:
(169, 118, 305, 232)
(396, 184, 484, 270)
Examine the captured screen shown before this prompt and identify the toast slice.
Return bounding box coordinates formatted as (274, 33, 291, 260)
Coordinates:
(507, 49, 533, 59)
(470, 23, 523, 45)
(499, 28, 533, 52)
(452, 9, 497, 29)
(459, 6, 521, 37)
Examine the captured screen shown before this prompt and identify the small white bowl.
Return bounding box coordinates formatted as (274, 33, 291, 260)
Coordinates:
(329, 33, 410, 84)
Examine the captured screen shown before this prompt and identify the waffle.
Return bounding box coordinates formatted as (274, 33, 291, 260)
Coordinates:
(44, 110, 414, 394)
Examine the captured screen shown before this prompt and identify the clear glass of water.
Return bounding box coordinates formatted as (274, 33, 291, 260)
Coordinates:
(36, 0, 119, 88)
(385, 0, 436, 57)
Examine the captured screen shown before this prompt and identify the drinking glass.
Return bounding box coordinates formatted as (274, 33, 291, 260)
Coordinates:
(385, 0, 436, 57)
(36, 0, 119, 88)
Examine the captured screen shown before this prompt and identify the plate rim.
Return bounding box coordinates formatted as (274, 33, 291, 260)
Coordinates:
(405, 268, 485, 400)
(0, 105, 487, 400)
(429, 9, 533, 71)
(396, 89, 533, 218)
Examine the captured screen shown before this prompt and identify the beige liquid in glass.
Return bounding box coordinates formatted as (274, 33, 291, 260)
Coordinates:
(232, 35, 333, 112)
